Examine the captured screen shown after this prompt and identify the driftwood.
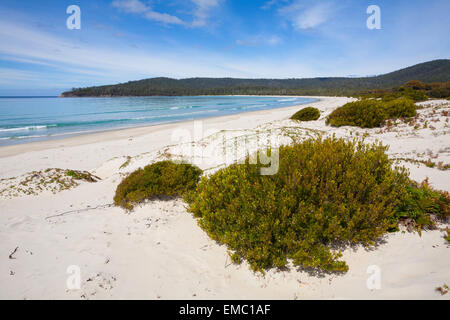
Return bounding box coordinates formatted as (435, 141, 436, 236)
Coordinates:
(45, 203, 114, 220)
(9, 246, 19, 259)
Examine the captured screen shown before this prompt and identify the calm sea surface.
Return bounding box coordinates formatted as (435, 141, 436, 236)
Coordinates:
(0, 96, 316, 146)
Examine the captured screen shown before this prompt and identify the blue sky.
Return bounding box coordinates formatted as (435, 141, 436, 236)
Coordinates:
(0, 0, 449, 95)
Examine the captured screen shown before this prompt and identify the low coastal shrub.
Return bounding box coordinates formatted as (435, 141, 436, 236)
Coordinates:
(326, 99, 385, 128)
(381, 88, 429, 102)
(403, 90, 429, 102)
(114, 161, 202, 210)
(394, 179, 449, 229)
(382, 97, 417, 119)
(326, 98, 417, 128)
(354, 80, 446, 102)
(186, 137, 412, 273)
(186, 137, 449, 272)
(290, 107, 320, 121)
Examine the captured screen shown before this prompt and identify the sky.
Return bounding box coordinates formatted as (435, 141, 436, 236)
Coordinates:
(0, 0, 449, 95)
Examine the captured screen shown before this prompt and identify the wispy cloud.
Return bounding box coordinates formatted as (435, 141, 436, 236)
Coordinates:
(112, 0, 184, 25)
(145, 10, 184, 25)
(0, 15, 335, 92)
(0, 18, 269, 88)
(261, 0, 277, 10)
(236, 35, 282, 47)
(261, 0, 288, 10)
(278, 1, 333, 30)
(112, 0, 147, 14)
(0, 68, 42, 83)
(191, 0, 221, 27)
(112, 0, 220, 27)
(1, 0, 448, 95)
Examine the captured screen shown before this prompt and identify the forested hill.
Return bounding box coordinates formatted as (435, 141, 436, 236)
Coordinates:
(61, 59, 450, 97)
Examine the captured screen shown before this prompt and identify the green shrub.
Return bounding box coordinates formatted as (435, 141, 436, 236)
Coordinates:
(382, 97, 417, 119)
(326, 99, 386, 128)
(290, 107, 320, 121)
(404, 90, 429, 102)
(378, 89, 427, 102)
(394, 179, 449, 229)
(354, 81, 450, 102)
(186, 137, 411, 273)
(428, 86, 450, 99)
(326, 98, 417, 128)
(114, 161, 202, 210)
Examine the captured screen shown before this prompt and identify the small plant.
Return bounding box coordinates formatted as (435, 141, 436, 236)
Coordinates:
(290, 107, 320, 121)
(66, 170, 100, 182)
(437, 162, 450, 171)
(436, 283, 449, 295)
(394, 178, 450, 231)
(114, 160, 202, 210)
(424, 159, 436, 168)
(120, 156, 132, 169)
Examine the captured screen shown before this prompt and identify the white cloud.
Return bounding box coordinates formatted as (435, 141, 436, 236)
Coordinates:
(0, 67, 42, 83)
(261, 0, 289, 10)
(191, 0, 221, 27)
(0, 18, 264, 87)
(112, 0, 184, 25)
(266, 35, 282, 45)
(261, 0, 277, 10)
(112, 0, 147, 14)
(236, 35, 282, 47)
(294, 3, 332, 30)
(0, 17, 331, 91)
(111, 0, 220, 27)
(278, 1, 333, 31)
(145, 10, 184, 25)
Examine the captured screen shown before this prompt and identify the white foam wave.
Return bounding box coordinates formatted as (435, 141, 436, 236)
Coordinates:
(278, 98, 297, 102)
(0, 125, 55, 132)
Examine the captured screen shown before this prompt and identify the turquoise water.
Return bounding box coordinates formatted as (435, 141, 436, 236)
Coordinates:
(0, 96, 316, 146)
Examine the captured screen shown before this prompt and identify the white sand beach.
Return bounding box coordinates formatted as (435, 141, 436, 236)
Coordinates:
(0, 96, 449, 300)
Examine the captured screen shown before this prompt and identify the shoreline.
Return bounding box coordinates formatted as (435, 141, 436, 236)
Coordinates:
(0, 96, 323, 159)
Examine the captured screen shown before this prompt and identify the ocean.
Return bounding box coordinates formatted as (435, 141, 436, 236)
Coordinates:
(0, 96, 316, 146)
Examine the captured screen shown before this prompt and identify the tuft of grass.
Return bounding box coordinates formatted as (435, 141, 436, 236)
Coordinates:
(65, 170, 99, 182)
(424, 159, 436, 168)
(120, 156, 132, 169)
(1, 168, 100, 198)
